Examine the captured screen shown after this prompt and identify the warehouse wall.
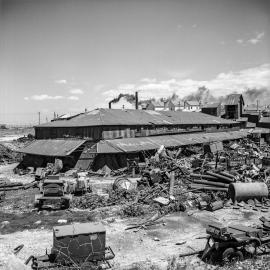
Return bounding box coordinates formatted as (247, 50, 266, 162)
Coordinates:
(35, 123, 240, 140)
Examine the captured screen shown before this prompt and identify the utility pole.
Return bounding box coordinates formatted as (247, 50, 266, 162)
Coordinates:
(38, 112, 40, 125)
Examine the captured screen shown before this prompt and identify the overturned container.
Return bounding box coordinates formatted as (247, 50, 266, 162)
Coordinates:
(228, 182, 268, 202)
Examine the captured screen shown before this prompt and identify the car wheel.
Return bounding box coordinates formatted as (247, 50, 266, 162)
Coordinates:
(222, 248, 244, 263)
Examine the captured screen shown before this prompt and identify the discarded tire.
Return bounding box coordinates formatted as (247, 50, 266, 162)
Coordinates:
(113, 177, 134, 191)
(222, 248, 243, 263)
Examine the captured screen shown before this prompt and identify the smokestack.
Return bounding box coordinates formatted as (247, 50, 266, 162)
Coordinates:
(109, 101, 112, 109)
(135, 91, 138, 110)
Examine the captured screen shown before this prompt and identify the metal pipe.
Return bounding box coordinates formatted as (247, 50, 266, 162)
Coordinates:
(206, 171, 234, 183)
(192, 179, 229, 188)
(190, 173, 218, 180)
(218, 171, 235, 179)
(189, 184, 228, 192)
(179, 250, 203, 258)
(228, 182, 269, 202)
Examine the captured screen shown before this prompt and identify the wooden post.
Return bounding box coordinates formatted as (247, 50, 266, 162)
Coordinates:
(169, 171, 175, 197)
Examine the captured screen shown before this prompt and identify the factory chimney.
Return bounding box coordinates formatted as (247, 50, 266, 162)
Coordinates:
(135, 91, 138, 110)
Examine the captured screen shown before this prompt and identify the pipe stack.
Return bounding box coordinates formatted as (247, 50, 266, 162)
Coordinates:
(189, 171, 235, 192)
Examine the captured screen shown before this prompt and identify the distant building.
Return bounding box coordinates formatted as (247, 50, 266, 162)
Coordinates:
(223, 94, 244, 120)
(244, 104, 264, 114)
(201, 103, 221, 117)
(258, 117, 270, 129)
(143, 100, 156, 110)
(172, 99, 184, 111)
(183, 100, 201, 112)
(164, 100, 175, 111)
(151, 100, 165, 111)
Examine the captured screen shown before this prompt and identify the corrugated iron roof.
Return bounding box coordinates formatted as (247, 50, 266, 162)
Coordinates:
(18, 139, 86, 156)
(246, 122, 256, 128)
(96, 130, 248, 153)
(202, 103, 220, 108)
(185, 100, 200, 106)
(236, 117, 248, 122)
(151, 100, 164, 107)
(248, 128, 270, 134)
(224, 94, 244, 106)
(259, 117, 270, 123)
(36, 109, 238, 128)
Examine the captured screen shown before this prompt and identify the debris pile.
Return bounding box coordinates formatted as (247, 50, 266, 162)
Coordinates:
(0, 144, 22, 164)
(71, 137, 270, 216)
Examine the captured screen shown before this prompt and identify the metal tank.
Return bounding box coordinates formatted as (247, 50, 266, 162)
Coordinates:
(228, 182, 268, 202)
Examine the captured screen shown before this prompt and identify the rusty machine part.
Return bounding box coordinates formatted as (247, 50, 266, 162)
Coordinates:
(25, 222, 115, 269)
(228, 182, 268, 202)
(34, 175, 72, 210)
(201, 219, 270, 265)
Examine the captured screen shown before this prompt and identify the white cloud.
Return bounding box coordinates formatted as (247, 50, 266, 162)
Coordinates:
(55, 79, 67, 84)
(248, 32, 265, 44)
(192, 24, 197, 28)
(237, 32, 265, 45)
(24, 94, 64, 101)
(69, 88, 84, 95)
(140, 78, 157, 83)
(68, 96, 79, 100)
(102, 64, 270, 101)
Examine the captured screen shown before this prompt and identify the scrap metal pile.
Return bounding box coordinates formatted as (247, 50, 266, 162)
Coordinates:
(0, 143, 22, 164)
(73, 137, 270, 216)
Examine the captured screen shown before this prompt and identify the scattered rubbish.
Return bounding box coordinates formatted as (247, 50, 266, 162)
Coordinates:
(57, 219, 67, 224)
(153, 196, 170, 206)
(1, 220, 10, 228)
(176, 241, 186, 245)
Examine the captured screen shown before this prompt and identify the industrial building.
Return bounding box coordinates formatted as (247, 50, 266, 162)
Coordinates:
(201, 103, 221, 117)
(223, 94, 244, 120)
(19, 108, 246, 171)
(34, 108, 240, 140)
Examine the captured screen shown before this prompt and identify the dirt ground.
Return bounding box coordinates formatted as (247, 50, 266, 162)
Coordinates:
(1, 163, 270, 270)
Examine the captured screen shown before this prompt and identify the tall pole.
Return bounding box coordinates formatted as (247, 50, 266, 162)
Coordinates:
(38, 112, 40, 125)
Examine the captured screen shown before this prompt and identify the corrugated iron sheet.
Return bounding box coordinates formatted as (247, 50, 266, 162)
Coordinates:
(36, 108, 238, 128)
(96, 130, 249, 153)
(18, 139, 86, 156)
(259, 117, 270, 123)
(248, 128, 270, 134)
(202, 103, 220, 108)
(224, 94, 243, 106)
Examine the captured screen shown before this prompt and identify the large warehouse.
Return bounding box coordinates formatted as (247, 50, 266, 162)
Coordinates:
(35, 108, 240, 140)
(19, 108, 245, 171)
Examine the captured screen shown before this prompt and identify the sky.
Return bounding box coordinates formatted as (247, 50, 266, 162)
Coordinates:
(0, 0, 270, 124)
